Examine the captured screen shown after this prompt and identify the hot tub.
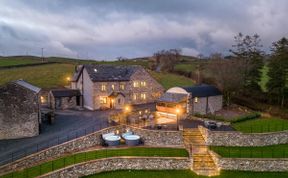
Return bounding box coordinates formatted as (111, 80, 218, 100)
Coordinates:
(124, 135, 140, 146)
(104, 135, 121, 146)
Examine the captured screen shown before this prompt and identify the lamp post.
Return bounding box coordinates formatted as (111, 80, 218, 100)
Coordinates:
(176, 108, 180, 131)
(124, 105, 130, 125)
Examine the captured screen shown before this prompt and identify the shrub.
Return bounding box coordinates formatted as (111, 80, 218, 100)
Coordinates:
(231, 112, 261, 123)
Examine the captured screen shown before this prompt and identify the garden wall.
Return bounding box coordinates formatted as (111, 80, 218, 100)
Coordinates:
(0, 125, 184, 176)
(210, 151, 288, 172)
(39, 157, 190, 178)
(199, 126, 288, 146)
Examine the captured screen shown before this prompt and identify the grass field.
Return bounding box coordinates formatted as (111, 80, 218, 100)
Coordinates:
(210, 144, 288, 158)
(0, 57, 42, 67)
(232, 117, 288, 133)
(0, 63, 75, 88)
(84, 170, 288, 178)
(149, 71, 194, 89)
(3, 147, 188, 178)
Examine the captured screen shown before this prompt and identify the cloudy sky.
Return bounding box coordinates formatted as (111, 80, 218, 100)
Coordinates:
(0, 0, 287, 60)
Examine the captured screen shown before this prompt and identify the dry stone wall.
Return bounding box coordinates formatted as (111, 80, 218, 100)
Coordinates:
(199, 126, 288, 146)
(0, 125, 184, 176)
(39, 157, 190, 178)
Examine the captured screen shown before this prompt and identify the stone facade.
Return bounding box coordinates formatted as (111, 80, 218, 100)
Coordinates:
(210, 151, 288, 172)
(193, 95, 223, 115)
(72, 65, 164, 110)
(0, 125, 184, 176)
(199, 126, 288, 146)
(39, 157, 190, 178)
(49, 95, 78, 110)
(0, 82, 40, 140)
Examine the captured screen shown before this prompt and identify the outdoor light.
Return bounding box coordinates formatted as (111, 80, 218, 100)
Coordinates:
(66, 77, 71, 81)
(139, 111, 142, 115)
(176, 108, 180, 114)
(124, 105, 130, 112)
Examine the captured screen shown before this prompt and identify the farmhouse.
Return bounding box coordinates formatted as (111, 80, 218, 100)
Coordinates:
(156, 84, 223, 117)
(0, 80, 41, 140)
(71, 64, 164, 110)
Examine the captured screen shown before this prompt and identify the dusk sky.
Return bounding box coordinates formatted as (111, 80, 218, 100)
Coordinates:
(0, 0, 288, 60)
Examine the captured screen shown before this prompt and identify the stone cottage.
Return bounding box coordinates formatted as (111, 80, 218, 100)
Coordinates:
(0, 80, 41, 140)
(71, 64, 164, 110)
(48, 89, 82, 110)
(156, 84, 223, 116)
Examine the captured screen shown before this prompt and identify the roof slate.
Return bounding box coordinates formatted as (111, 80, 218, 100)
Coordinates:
(14, 80, 41, 93)
(158, 92, 188, 103)
(51, 89, 81, 97)
(182, 84, 222, 97)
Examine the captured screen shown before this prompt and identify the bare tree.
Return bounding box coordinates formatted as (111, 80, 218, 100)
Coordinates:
(150, 49, 182, 72)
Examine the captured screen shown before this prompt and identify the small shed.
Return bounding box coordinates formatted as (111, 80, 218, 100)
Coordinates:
(48, 89, 82, 110)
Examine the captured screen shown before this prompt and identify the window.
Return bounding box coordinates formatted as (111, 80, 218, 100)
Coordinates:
(194, 97, 198, 103)
(133, 81, 140, 87)
(118, 98, 121, 104)
(140, 93, 146, 100)
(111, 84, 115, 90)
(133, 93, 137, 100)
(101, 84, 106, 91)
(140, 81, 146, 87)
(120, 83, 125, 90)
(100, 96, 107, 104)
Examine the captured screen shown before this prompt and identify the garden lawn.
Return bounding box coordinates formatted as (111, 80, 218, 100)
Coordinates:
(210, 144, 288, 158)
(149, 71, 194, 89)
(232, 117, 288, 133)
(0, 63, 75, 88)
(84, 170, 288, 178)
(2, 147, 188, 178)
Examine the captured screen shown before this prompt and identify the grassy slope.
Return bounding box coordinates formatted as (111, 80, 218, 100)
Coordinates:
(85, 170, 288, 178)
(211, 144, 288, 158)
(232, 117, 288, 133)
(0, 57, 42, 67)
(3, 147, 188, 178)
(149, 71, 194, 90)
(0, 63, 75, 88)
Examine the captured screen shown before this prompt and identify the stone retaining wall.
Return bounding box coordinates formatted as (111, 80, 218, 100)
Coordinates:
(39, 157, 190, 178)
(199, 126, 288, 146)
(209, 151, 288, 172)
(0, 125, 183, 176)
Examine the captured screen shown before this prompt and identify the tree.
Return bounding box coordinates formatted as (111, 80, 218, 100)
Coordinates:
(150, 49, 181, 72)
(267, 37, 288, 107)
(230, 33, 264, 91)
(208, 54, 246, 106)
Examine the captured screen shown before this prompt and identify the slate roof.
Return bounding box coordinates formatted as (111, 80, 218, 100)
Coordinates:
(14, 80, 41, 93)
(73, 64, 142, 82)
(158, 92, 188, 103)
(50, 89, 81, 97)
(182, 84, 222, 97)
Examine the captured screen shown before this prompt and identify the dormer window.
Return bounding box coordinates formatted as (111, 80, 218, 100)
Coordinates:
(94, 68, 98, 72)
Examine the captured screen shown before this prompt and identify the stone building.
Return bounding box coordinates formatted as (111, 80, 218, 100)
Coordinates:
(0, 80, 41, 140)
(71, 64, 164, 110)
(157, 84, 223, 116)
(48, 89, 82, 110)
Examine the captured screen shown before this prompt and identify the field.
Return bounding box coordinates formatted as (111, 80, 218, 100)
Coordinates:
(0, 57, 42, 67)
(232, 117, 288, 133)
(211, 144, 288, 158)
(3, 147, 188, 178)
(0, 63, 75, 88)
(85, 170, 288, 178)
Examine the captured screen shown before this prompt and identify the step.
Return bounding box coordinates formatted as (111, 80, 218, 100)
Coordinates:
(193, 169, 220, 177)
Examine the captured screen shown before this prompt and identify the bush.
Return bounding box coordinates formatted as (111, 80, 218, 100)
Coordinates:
(194, 112, 226, 122)
(231, 112, 261, 123)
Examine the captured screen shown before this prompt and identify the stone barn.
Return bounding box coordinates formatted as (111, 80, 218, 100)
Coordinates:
(0, 80, 41, 140)
(48, 89, 82, 110)
(157, 84, 223, 117)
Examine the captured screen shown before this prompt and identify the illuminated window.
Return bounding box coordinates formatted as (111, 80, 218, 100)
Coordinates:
(120, 83, 125, 90)
(194, 97, 198, 103)
(111, 84, 115, 90)
(133, 93, 137, 100)
(140, 81, 146, 87)
(100, 96, 107, 104)
(101, 84, 106, 91)
(40, 96, 45, 104)
(133, 81, 140, 87)
(140, 93, 146, 100)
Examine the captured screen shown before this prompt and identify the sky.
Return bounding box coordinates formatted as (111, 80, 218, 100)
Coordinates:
(0, 0, 287, 60)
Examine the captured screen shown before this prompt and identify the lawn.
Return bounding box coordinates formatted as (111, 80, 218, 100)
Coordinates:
(2, 147, 188, 178)
(174, 63, 197, 72)
(210, 144, 288, 158)
(232, 117, 288, 133)
(149, 71, 194, 90)
(0, 57, 42, 67)
(84, 170, 288, 178)
(0, 63, 75, 88)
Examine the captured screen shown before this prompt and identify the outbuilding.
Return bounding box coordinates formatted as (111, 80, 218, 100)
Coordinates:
(48, 89, 82, 110)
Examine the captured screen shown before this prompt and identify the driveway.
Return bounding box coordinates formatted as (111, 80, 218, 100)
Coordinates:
(0, 109, 115, 165)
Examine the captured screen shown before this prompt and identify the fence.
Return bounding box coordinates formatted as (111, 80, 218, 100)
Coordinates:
(210, 146, 288, 158)
(0, 121, 118, 167)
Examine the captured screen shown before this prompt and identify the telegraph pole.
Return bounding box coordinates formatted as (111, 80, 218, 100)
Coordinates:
(41, 48, 44, 62)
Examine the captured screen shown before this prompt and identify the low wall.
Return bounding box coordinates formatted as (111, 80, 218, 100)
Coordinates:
(39, 157, 190, 178)
(199, 126, 288, 146)
(0, 125, 183, 176)
(210, 151, 288, 172)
